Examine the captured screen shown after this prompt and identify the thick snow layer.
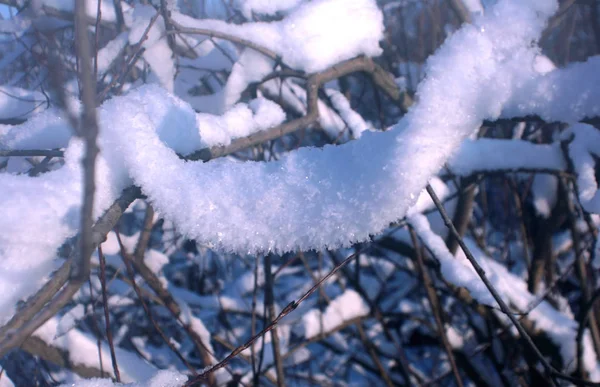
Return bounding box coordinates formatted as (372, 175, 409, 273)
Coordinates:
(502, 55, 600, 123)
(0, 85, 284, 325)
(172, 0, 385, 73)
(119, 0, 560, 253)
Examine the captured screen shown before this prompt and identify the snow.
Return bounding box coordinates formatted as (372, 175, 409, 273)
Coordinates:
(531, 174, 558, 218)
(234, 0, 304, 18)
(0, 86, 47, 121)
(564, 124, 600, 213)
(172, 0, 385, 73)
(35, 317, 158, 383)
(96, 32, 129, 77)
(409, 214, 497, 306)
(222, 48, 274, 111)
(41, 0, 119, 23)
(0, 0, 571, 323)
(502, 55, 600, 123)
(325, 88, 373, 138)
(58, 370, 185, 387)
(0, 84, 286, 325)
(4, 1, 600, 382)
(301, 289, 369, 339)
(118, 0, 560, 253)
(410, 214, 600, 379)
(129, 6, 175, 92)
(0, 372, 14, 387)
(463, 0, 484, 14)
(449, 139, 566, 175)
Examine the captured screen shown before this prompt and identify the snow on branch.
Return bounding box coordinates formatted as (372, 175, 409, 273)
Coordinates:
(3, 0, 599, 344)
(171, 0, 384, 73)
(409, 214, 600, 380)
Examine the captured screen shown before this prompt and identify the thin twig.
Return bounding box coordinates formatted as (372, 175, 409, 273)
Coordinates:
(264, 253, 286, 387)
(98, 246, 120, 382)
(426, 183, 600, 387)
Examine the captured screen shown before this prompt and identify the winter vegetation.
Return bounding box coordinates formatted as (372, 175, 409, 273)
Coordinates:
(0, 0, 599, 386)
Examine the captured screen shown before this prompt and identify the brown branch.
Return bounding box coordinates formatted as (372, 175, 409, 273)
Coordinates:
(409, 227, 464, 387)
(0, 186, 141, 358)
(426, 183, 600, 387)
(98, 246, 120, 382)
(116, 233, 199, 375)
(264, 254, 286, 387)
(0, 149, 64, 157)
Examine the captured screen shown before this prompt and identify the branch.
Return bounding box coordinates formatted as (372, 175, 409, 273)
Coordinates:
(426, 183, 600, 387)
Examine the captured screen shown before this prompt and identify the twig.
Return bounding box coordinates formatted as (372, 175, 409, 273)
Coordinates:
(426, 183, 600, 387)
(264, 253, 286, 387)
(184, 248, 366, 386)
(0, 186, 141, 358)
(116, 232, 198, 375)
(409, 227, 464, 387)
(98, 246, 120, 382)
(0, 149, 64, 157)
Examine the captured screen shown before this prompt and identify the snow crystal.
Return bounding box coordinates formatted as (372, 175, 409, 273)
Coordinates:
(117, 0, 561, 253)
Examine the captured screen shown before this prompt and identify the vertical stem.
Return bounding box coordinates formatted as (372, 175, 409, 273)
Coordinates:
(410, 227, 464, 387)
(426, 184, 559, 387)
(264, 253, 286, 387)
(98, 246, 120, 382)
